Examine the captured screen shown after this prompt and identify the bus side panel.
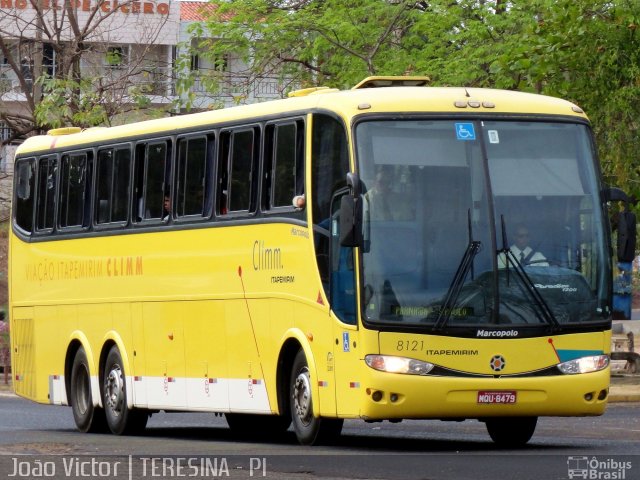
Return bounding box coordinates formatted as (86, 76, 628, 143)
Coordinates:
(226, 300, 271, 413)
(295, 301, 338, 417)
(143, 302, 187, 409)
(131, 302, 146, 407)
(183, 300, 229, 411)
(10, 307, 36, 401)
(11, 306, 65, 404)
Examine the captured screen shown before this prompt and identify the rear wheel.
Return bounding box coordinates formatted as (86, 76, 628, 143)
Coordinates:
(290, 350, 343, 445)
(103, 345, 148, 435)
(70, 346, 106, 433)
(485, 416, 537, 447)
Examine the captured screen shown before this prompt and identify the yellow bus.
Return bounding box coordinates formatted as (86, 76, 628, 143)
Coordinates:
(9, 77, 627, 446)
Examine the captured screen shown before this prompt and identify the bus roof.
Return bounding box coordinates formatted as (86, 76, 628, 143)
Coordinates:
(15, 84, 588, 156)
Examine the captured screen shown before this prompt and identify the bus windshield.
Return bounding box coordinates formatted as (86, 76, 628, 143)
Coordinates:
(355, 119, 610, 330)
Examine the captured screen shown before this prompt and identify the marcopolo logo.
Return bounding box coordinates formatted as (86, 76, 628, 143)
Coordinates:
(476, 329, 519, 338)
(567, 456, 632, 479)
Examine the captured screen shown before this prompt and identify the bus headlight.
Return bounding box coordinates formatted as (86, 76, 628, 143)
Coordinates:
(557, 355, 609, 374)
(365, 355, 434, 375)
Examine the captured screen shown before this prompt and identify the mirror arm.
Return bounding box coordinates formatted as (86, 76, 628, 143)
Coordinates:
(603, 186, 636, 205)
(346, 172, 361, 197)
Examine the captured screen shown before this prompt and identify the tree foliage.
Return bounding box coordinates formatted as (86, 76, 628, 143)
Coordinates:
(188, 0, 640, 202)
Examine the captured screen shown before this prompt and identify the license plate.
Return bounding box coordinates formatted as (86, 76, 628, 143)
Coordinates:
(477, 391, 517, 404)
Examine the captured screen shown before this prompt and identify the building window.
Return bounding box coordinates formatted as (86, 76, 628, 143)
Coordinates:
(0, 122, 11, 142)
(43, 43, 56, 77)
(190, 54, 199, 72)
(212, 54, 228, 72)
(105, 46, 128, 68)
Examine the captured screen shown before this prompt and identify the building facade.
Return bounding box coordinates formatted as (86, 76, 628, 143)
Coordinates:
(0, 0, 287, 218)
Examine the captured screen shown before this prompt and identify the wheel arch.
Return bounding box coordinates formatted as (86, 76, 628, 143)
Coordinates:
(99, 332, 134, 409)
(65, 332, 98, 407)
(276, 329, 318, 417)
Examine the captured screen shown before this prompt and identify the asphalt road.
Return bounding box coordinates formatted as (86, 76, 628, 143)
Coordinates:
(0, 394, 638, 480)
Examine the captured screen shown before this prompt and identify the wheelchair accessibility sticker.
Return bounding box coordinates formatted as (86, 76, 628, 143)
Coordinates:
(455, 122, 476, 140)
(343, 332, 350, 352)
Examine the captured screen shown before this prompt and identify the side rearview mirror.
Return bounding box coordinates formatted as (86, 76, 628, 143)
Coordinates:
(339, 195, 363, 247)
(604, 186, 637, 263)
(603, 186, 632, 203)
(617, 209, 637, 263)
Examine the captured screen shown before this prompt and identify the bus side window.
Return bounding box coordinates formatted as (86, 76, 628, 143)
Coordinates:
(36, 156, 58, 232)
(264, 120, 304, 211)
(59, 152, 92, 229)
(217, 132, 230, 216)
(14, 158, 36, 234)
(96, 147, 131, 225)
(229, 128, 257, 213)
(134, 140, 170, 221)
(176, 135, 210, 218)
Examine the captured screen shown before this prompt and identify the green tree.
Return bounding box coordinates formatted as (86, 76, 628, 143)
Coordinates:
(187, 0, 640, 201)
(180, 0, 435, 95)
(486, 0, 640, 201)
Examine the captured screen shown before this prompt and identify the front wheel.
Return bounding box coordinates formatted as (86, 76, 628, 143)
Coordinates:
(289, 350, 343, 445)
(102, 345, 148, 435)
(70, 346, 106, 433)
(485, 416, 537, 447)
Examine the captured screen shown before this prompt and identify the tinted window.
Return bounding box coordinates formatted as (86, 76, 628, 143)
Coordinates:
(133, 141, 169, 221)
(145, 142, 168, 219)
(311, 114, 349, 291)
(59, 153, 90, 228)
(311, 115, 349, 225)
(96, 147, 131, 224)
(273, 122, 305, 208)
(229, 130, 255, 212)
(217, 132, 230, 215)
(14, 158, 36, 233)
(176, 136, 208, 217)
(36, 156, 58, 231)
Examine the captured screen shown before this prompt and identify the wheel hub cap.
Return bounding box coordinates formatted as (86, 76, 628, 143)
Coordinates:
(293, 369, 312, 425)
(105, 366, 124, 415)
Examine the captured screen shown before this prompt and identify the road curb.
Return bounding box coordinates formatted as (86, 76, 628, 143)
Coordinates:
(608, 393, 640, 403)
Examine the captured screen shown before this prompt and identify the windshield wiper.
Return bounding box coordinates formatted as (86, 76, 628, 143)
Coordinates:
(433, 240, 481, 331)
(499, 216, 560, 329)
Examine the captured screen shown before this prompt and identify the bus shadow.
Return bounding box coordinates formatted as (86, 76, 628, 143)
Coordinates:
(138, 425, 576, 453)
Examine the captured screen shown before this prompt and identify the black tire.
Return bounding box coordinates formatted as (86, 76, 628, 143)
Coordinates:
(102, 345, 148, 435)
(70, 346, 107, 433)
(225, 412, 291, 440)
(485, 416, 537, 447)
(290, 350, 343, 445)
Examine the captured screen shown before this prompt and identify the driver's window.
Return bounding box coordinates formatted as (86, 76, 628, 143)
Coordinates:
(330, 192, 357, 325)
